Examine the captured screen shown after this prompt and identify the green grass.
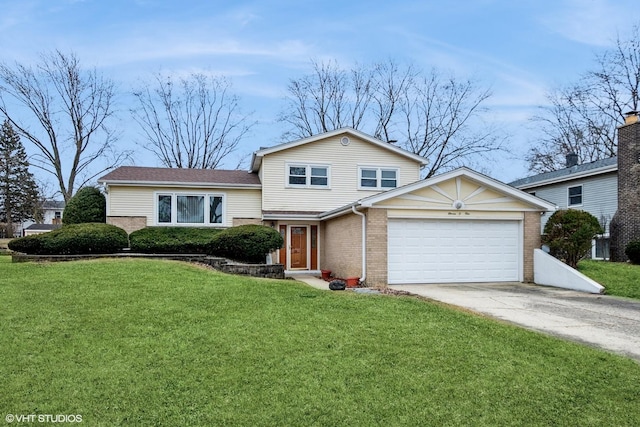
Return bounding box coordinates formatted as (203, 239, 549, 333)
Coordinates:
(579, 259, 640, 299)
(1, 257, 640, 426)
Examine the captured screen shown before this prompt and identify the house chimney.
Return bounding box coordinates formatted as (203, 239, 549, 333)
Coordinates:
(565, 153, 579, 168)
(624, 111, 639, 125)
(610, 111, 640, 261)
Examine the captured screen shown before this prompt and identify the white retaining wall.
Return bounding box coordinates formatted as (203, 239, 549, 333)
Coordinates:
(534, 249, 604, 294)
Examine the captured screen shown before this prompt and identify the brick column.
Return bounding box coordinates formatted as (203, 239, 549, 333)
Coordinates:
(523, 212, 541, 282)
(365, 208, 388, 287)
(610, 114, 640, 261)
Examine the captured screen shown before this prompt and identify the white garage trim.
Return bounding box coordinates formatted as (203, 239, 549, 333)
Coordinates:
(388, 218, 522, 284)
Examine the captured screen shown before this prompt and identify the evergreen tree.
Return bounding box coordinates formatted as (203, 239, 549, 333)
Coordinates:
(0, 120, 40, 238)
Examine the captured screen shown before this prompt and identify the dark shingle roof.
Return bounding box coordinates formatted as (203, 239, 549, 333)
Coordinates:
(42, 200, 65, 210)
(26, 224, 62, 231)
(509, 157, 617, 188)
(98, 166, 261, 186)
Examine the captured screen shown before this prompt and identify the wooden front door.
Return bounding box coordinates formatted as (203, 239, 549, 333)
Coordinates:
(290, 226, 308, 269)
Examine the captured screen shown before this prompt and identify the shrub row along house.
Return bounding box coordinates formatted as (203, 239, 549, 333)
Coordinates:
(98, 128, 555, 287)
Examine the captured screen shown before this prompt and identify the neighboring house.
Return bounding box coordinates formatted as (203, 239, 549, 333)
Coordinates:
(19, 200, 65, 237)
(23, 223, 62, 236)
(98, 128, 555, 286)
(42, 200, 65, 225)
(509, 156, 617, 260)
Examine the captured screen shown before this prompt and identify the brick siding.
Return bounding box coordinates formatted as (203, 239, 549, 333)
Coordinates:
(365, 208, 388, 287)
(611, 118, 640, 261)
(523, 211, 541, 282)
(107, 216, 147, 234)
(322, 212, 362, 280)
(232, 218, 263, 226)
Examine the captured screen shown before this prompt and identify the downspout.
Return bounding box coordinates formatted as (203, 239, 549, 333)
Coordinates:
(351, 205, 366, 284)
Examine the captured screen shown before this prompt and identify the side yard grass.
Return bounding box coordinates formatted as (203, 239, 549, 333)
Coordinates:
(579, 259, 640, 299)
(1, 257, 640, 426)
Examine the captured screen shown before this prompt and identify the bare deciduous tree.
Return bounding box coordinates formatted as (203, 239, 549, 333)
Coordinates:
(0, 50, 126, 202)
(280, 60, 374, 140)
(398, 70, 501, 177)
(132, 72, 254, 169)
(280, 59, 503, 177)
(528, 25, 640, 172)
(527, 87, 617, 173)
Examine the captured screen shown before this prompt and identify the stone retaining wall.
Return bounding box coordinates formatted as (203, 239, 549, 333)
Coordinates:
(11, 253, 284, 280)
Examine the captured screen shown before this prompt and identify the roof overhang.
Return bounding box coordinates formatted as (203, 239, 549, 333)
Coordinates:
(250, 128, 428, 172)
(513, 163, 617, 190)
(98, 180, 262, 190)
(262, 211, 323, 221)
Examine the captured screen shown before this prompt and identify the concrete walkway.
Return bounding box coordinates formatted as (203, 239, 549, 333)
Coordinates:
(391, 283, 640, 362)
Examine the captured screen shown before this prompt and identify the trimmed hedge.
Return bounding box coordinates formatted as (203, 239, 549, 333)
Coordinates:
(542, 209, 603, 268)
(625, 240, 640, 265)
(129, 227, 222, 254)
(8, 223, 128, 255)
(7, 234, 43, 254)
(63, 187, 106, 224)
(207, 224, 283, 263)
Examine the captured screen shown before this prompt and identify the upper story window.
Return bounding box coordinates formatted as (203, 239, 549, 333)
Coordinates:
(287, 164, 329, 188)
(568, 185, 582, 206)
(156, 192, 224, 226)
(359, 167, 398, 190)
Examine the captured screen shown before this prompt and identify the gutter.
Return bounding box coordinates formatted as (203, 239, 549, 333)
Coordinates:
(351, 205, 366, 284)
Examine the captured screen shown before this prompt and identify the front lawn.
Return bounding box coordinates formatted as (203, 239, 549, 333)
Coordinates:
(1, 257, 639, 426)
(579, 259, 640, 299)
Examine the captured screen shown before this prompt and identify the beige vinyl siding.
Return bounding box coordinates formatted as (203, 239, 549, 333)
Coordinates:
(107, 185, 262, 227)
(261, 135, 421, 212)
(529, 172, 617, 233)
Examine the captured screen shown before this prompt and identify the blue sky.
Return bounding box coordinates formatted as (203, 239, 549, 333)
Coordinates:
(1, 0, 638, 186)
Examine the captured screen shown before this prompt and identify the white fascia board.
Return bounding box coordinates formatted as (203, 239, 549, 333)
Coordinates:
(96, 180, 262, 190)
(262, 213, 321, 221)
(318, 202, 360, 220)
(514, 164, 617, 190)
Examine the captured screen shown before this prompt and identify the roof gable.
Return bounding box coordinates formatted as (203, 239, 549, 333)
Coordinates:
(251, 128, 428, 172)
(360, 167, 556, 211)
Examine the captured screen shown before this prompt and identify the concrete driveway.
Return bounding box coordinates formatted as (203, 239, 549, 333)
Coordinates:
(390, 282, 640, 362)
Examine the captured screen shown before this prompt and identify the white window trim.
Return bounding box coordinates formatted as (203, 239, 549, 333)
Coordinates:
(567, 185, 583, 207)
(154, 191, 226, 227)
(591, 233, 610, 260)
(358, 166, 399, 190)
(285, 163, 331, 189)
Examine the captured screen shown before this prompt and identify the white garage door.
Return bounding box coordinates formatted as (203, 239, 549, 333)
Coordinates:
(388, 219, 520, 284)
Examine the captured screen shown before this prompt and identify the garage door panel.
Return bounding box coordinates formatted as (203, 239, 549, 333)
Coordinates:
(388, 219, 520, 284)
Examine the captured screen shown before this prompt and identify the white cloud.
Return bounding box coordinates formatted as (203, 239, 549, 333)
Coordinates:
(539, 0, 637, 47)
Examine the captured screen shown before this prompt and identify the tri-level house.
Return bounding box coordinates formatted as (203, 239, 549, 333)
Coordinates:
(98, 128, 555, 287)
